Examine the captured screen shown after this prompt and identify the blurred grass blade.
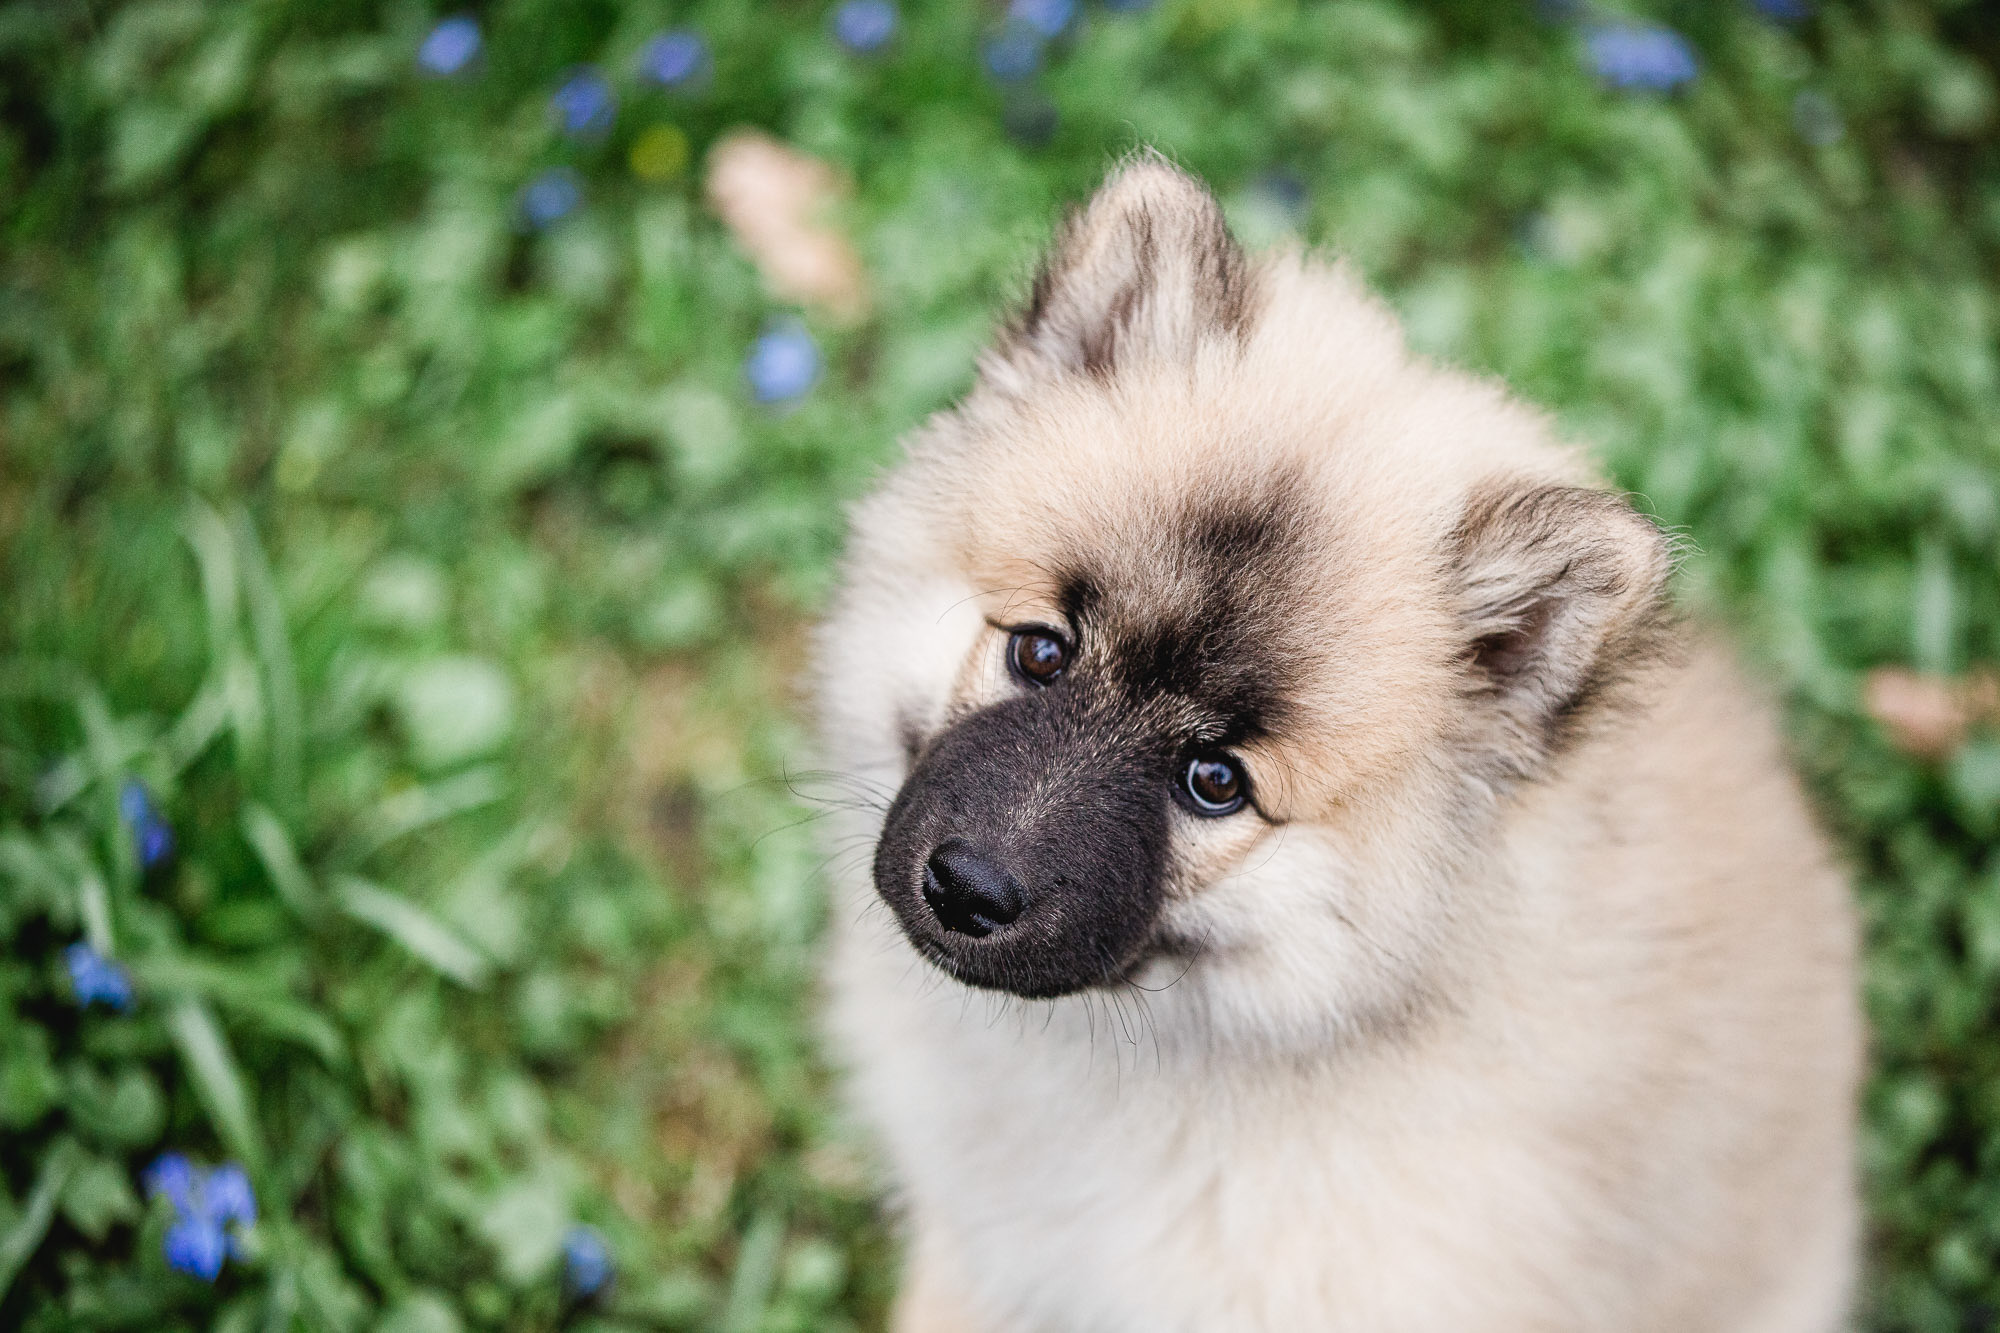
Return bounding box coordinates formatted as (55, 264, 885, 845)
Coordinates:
(164, 676, 232, 776)
(227, 996, 347, 1068)
(224, 644, 270, 777)
(137, 954, 346, 1066)
(1913, 538, 1958, 676)
(181, 498, 241, 666)
(0, 832, 76, 924)
(242, 803, 318, 917)
(260, 1259, 300, 1333)
(720, 1207, 785, 1333)
(335, 876, 490, 987)
(232, 507, 304, 810)
(78, 871, 113, 955)
(30, 756, 87, 814)
(0, 1140, 77, 1301)
(70, 689, 139, 803)
(348, 765, 506, 863)
(185, 501, 269, 776)
(42, 830, 113, 949)
(167, 998, 268, 1173)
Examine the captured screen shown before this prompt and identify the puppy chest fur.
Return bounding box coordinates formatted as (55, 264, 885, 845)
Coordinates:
(814, 155, 1860, 1333)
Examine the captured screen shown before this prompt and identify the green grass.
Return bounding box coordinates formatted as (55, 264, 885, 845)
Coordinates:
(4, 0, 2000, 1328)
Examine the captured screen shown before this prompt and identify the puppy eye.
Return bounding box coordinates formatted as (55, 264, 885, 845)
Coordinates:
(1180, 753, 1247, 816)
(1008, 628, 1070, 686)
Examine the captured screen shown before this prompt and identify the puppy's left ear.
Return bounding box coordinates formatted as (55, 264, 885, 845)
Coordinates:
(1450, 483, 1677, 778)
(983, 153, 1255, 390)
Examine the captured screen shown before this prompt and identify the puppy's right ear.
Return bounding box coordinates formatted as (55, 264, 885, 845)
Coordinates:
(980, 153, 1255, 393)
(1450, 483, 1677, 781)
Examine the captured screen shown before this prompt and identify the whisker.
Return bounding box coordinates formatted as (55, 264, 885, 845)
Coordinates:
(1127, 922, 1213, 993)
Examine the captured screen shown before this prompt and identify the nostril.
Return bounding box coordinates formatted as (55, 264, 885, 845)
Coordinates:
(922, 840, 1026, 938)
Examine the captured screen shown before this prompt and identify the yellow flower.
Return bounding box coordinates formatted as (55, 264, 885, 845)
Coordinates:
(630, 124, 690, 183)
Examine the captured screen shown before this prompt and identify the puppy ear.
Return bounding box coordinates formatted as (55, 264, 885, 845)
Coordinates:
(1450, 483, 1677, 779)
(984, 153, 1255, 388)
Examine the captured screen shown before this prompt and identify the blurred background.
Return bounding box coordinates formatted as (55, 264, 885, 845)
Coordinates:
(4, 0, 2000, 1328)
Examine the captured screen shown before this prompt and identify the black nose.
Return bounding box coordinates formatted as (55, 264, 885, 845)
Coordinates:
(922, 841, 1026, 938)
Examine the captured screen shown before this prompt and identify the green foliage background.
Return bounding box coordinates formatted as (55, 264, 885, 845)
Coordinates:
(4, 0, 2000, 1327)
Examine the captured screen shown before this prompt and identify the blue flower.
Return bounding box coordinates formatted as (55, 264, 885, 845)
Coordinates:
(1584, 23, 1698, 92)
(1009, 0, 1074, 38)
(205, 1163, 256, 1226)
(65, 942, 134, 1011)
(563, 1225, 613, 1297)
(119, 777, 175, 869)
(144, 1154, 197, 1212)
(518, 169, 583, 230)
(418, 15, 482, 76)
(832, 0, 898, 54)
(117, 778, 151, 826)
(982, 25, 1043, 82)
(745, 322, 820, 404)
(164, 1216, 227, 1280)
(639, 30, 711, 89)
(551, 67, 615, 137)
(1751, 0, 1811, 20)
(146, 1154, 256, 1281)
(138, 821, 173, 868)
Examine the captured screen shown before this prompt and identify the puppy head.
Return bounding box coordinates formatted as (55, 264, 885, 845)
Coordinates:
(826, 156, 1674, 1023)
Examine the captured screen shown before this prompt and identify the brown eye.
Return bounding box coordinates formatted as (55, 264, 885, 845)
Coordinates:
(1181, 754, 1247, 816)
(1008, 629, 1069, 686)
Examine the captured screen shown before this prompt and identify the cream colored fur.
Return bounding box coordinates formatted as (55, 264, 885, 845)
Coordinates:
(814, 158, 1860, 1332)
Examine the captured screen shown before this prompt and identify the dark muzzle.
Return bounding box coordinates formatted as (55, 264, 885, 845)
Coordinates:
(873, 689, 1170, 998)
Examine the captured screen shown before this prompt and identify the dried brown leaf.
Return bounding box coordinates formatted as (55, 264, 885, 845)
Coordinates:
(1864, 666, 2000, 759)
(705, 129, 868, 321)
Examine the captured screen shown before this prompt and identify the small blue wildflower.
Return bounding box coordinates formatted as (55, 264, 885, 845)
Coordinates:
(832, 0, 898, 54)
(551, 67, 615, 137)
(418, 15, 482, 76)
(144, 1154, 197, 1212)
(563, 1225, 614, 1297)
(1009, 0, 1075, 38)
(1751, 0, 1811, 21)
(164, 1215, 227, 1281)
(1584, 23, 1698, 92)
(639, 30, 711, 89)
(119, 777, 174, 869)
(138, 820, 173, 868)
(147, 1155, 256, 1280)
(205, 1163, 256, 1227)
(982, 25, 1043, 82)
(117, 777, 152, 826)
(65, 942, 134, 1011)
(745, 322, 820, 404)
(518, 168, 583, 230)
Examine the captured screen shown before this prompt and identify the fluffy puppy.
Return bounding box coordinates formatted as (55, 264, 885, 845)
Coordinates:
(814, 155, 1860, 1332)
